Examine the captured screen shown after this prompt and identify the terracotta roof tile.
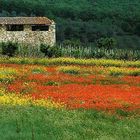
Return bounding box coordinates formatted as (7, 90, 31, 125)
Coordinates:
(0, 17, 54, 25)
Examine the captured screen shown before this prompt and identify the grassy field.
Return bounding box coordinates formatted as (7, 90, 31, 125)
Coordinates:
(0, 106, 139, 140)
(0, 58, 140, 139)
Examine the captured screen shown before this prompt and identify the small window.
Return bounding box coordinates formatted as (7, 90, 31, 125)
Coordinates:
(32, 25, 49, 31)
(6, 25, 24, 31)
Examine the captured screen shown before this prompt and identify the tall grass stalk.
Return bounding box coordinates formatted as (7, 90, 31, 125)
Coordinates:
(58, 44, 140, 60)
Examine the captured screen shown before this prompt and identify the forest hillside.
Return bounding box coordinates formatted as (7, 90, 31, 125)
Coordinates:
(0, 0, 140, 49)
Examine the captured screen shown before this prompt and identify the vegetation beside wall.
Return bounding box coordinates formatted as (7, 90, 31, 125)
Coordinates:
(1, 42, 140, 60)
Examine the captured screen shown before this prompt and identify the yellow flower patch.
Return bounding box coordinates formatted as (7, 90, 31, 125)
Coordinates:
(0, 94, 64, 109)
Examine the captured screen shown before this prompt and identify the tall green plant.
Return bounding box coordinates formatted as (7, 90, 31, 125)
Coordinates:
(1, 42, 18, 57)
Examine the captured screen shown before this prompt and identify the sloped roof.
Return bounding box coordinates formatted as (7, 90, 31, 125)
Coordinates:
(0, 17, 54, 25)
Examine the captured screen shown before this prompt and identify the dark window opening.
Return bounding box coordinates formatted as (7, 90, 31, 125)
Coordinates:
(32, 25, 49, 31)
(6, 25, 24, 31)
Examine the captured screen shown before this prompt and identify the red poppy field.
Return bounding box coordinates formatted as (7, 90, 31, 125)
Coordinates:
(0, 62, 140, 113)
(0, 58, 140, 139)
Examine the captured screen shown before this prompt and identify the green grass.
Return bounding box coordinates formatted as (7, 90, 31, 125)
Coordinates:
(31, 68, 46, 74)
(108, 67, 140, 76)
(58, 66, 81, 75)
(44, 81, 60, 86)
(0, 105, 139, 140)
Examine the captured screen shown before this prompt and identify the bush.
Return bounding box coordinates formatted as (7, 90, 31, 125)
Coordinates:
(40, 44, 61, 58)
(96, 37, 117, 50)
(1, 42, 18, 57)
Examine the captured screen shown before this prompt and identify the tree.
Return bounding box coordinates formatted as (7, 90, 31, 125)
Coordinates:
(96, 37, 117, 49)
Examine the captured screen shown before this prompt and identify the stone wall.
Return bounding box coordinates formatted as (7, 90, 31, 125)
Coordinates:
(0, 23, 56, 46)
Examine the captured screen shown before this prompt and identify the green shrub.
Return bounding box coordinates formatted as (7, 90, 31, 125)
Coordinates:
(96, 37, 117, 50)
(40, 44, 61, 58)
(1, 42, 18, 57)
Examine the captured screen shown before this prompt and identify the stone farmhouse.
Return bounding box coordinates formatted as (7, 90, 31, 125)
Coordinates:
(0, 17, 56, 46)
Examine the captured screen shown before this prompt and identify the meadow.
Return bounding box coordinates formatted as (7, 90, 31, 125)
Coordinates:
(0, 57, 140, 139)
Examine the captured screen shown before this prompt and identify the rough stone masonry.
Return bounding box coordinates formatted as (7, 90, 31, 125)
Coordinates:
(0, 17, 56, 46)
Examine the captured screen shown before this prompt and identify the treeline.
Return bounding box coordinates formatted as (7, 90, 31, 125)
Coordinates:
(0, 0, 140, 49)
